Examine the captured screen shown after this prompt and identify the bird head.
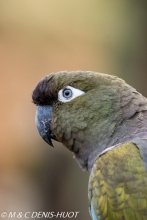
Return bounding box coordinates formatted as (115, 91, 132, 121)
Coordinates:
(32, 71, 145, 171)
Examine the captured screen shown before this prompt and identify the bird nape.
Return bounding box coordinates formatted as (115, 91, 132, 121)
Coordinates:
(32, 71, 147, 220)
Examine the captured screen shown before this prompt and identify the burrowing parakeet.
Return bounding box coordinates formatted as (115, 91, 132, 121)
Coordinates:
(32, 71, 147, 220)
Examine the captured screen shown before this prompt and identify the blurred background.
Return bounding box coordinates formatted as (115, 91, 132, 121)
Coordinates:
(0, 0, 147, 219)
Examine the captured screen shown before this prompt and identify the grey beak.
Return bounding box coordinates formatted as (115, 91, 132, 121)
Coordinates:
(35, 106, 55, 147)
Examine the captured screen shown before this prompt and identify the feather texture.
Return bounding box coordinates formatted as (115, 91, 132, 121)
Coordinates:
(32, 71, 147, 219)
(88, 142, 147, 219)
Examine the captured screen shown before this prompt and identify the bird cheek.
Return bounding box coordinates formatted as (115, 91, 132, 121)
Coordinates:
(63, 127, 72, 140)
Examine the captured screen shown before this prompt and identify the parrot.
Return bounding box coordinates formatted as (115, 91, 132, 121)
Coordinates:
(32, 71, 147, 220)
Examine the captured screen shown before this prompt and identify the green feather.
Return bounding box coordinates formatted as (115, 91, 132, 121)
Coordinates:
(88, 143, 147, 219)
(32, 71, 147, 220)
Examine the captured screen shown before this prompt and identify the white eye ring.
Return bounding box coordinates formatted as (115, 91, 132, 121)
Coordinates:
(58, 86, 85, 103)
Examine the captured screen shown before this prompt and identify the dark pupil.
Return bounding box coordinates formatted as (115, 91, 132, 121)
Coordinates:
(63, 89, 72, 98)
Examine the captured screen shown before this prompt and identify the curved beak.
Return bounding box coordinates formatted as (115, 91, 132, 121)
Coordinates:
(35, 106, 57, 147)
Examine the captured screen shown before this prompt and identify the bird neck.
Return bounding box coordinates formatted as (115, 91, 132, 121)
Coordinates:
(78, 112, 147, 173)
(73, 91, 147, 173)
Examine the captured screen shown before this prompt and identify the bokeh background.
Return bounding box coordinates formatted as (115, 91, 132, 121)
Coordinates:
(0, 1, 147, 219)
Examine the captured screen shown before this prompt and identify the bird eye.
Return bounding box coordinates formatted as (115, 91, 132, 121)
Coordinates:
(58, 86, 85, 103)
(63, 88, 72, 99)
